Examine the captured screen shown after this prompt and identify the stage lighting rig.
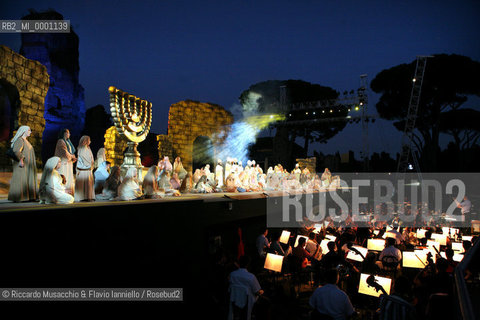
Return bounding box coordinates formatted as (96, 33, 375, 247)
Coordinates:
(274, 74, 374, 169)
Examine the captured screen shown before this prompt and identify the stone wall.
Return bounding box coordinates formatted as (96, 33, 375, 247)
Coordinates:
(0, 45, 49, 169)
(159, 100, 234, 172)
(157, 134, 173, 161)
(104, 126, 127, 167)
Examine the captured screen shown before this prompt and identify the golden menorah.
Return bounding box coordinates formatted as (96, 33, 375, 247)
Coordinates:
(109, 86, 152, 179)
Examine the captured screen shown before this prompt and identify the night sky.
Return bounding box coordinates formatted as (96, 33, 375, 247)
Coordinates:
(1, 0, 479, 157)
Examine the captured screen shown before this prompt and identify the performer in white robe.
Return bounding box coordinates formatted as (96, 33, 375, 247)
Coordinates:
(74, 136, 95, 202)
(142, 165, 165, 199)
(8, 125, 38, 202)
(237, 160, 243, 173)
(258, 174, 267, 190)
(194, 175, 213, 193)
(293, 163, 302, 181)
(54, 129, 76, 195)
(204, 164, 215, 183)
(173, 157, 187, 180)
(321, 168, 332, 187)
(225, 157, 232, 177)
(231, 158, 239, 175)
(117, 167, 142, 200)
(39, 157, 74, 204)
(246, 160, 252, 171)
(192, 169, 204, 185)
(96, 166, 121, 200)
(94, 147, 106, 170)
(215, 159, 224, 188)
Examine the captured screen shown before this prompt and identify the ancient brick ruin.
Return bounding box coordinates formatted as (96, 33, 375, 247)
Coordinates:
(158, 100, 234, 172)
(103, 126, 127, 167)
(0, 45, 49, 169)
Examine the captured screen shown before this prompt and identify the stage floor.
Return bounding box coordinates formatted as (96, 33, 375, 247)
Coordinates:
(0, 190, 296, 212)
(0, 169, 341, 213)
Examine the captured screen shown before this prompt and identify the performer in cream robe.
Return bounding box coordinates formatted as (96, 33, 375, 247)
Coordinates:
(117, 167, 142, 200)
(8, 126, 38, 202)
(321, 168, 332, 187)
(258, 174, 267, 190)
(215, 159, 224, 188)
(173, 157, 187, 180)
(96, 166, 121, 200)
(39, 157, 74, 204)
(237, 160, 243, 173)
(74, 136, 95, 202)
(54, 129, 76, 195)
(194, 175, 213, 193)
(94, 147, 106, 170)
(246, 160, 252, 173)
(293, 163, 302, 181)
(204, 164, 215, 183)
(225, 157, 232, 177)
(231, 158, 239, 175)
(142, 165, 164, 199)
(192, 169, 204, 185)
(224, 174, 238, 193)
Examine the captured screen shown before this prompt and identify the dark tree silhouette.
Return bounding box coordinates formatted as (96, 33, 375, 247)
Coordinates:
(371, 54, 480, 170)
(82, 105, 113, 156)
(439, 108, 480, 150)
(138, 132, 160, 167)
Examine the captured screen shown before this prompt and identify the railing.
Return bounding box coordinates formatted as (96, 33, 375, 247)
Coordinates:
(454, 236, 478, 320)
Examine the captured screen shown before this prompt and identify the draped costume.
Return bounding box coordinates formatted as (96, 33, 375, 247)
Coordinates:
(8, 138, 38, 202)
(74, 146, 95, 201)
(54, 139, 76, 194)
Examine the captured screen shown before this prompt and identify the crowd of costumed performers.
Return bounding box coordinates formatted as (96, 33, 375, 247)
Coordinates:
(186, 157, 340, 194)
(7, 126, 341, 204)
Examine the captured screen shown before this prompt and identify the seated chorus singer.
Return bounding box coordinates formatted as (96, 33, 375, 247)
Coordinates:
(142, 165, 164, 199)
(94, 147, 106, 170)
(96, 166, 121, 200)
(117, 168, 142, 200)
(39, 156, 74, 204)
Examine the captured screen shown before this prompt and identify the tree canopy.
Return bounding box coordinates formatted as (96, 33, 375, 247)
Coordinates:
(439, 108, 480, 150)
(371, 54, 480, 170)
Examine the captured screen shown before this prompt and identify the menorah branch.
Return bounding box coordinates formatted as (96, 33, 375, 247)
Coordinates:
(108, 86, 153, 180)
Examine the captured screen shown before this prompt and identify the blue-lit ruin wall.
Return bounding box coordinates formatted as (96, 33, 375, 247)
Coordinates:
(20, 10, 85, 163)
